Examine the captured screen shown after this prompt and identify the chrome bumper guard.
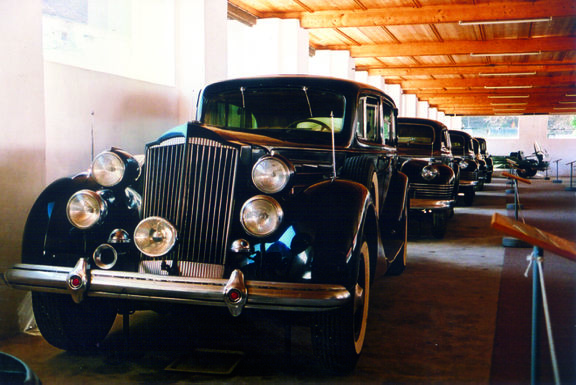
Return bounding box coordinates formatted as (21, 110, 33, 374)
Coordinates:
(409, 198, 454, 211)
(459, 180, 478, 187)
(3, 260, 351, 316)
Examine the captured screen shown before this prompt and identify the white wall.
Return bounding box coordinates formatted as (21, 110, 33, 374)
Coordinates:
(44, 63, 180, 182)
(0, 0, 46, 337)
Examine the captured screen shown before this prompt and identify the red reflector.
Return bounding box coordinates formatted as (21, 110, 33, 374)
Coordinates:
(228, 290, 241, 302)
(70, 276, 82, 288)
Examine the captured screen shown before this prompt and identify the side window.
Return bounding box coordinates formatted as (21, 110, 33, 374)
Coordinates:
(382, 105, 395, 145)
(443, 130, 452, 152)
(357, 95, 381, 144)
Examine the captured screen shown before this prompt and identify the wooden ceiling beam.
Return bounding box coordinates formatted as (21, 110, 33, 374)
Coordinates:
(298, 0, 575, 28)
(344, 37, 575, 58)
(407, 88, 575, 96)
(359, 63, 576, 77)
(422, 95, 566, 103)
(389, 75, 575, 89)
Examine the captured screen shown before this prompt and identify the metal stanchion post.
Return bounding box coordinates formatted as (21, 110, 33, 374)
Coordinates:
(552, 159, 562, 184)
(565, 160, 576, 191)
(501, 172, 530, 248)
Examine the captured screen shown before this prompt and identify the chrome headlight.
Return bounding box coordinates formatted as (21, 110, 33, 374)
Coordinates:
(91, 149, 140, 187)
(421, 165, 439, 181)
(240, 196, 283, 237)
(252, 156, 292, 194)
(66, 190, 108, 229)
(459, 160, 469, 170)
(134, 217, 177, 257)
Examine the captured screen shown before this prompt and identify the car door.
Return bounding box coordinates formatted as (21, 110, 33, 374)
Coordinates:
(355, 93, 396, 213)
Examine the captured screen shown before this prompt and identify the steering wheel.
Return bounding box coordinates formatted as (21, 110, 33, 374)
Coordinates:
(287, 118, 331, 131)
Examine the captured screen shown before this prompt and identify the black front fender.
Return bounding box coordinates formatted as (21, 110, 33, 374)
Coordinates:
(293, 179, 377, 285)
(21, 174, 99, 265)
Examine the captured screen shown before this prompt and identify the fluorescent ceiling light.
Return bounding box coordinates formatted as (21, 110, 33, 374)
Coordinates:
(490, 103, 528, 106)
(559, 101, 576, 104)
(459, 17, 552, 26)
(554, 107, 576, 110)
(566, 94, 576, 97)
(470, 51, 541, 57)
(493, 108, 525, 111)
(462, 17, 552, 26)
(484, 85, 533, 89)
(479, 72, 536, 77)
(487, 95, 530, 99)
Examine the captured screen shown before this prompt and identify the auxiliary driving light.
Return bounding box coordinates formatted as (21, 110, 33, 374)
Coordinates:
(134, 217, 177, 257)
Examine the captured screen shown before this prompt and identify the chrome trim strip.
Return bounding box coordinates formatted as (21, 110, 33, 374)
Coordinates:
(4, 264, 351, 312)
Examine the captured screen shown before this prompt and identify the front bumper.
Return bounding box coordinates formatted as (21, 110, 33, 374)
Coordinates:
(2, 260, 351, 316)
(458, 180, 478, 189)
(410, 198, 454, 211)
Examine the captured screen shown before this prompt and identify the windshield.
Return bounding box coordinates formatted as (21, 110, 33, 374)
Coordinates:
(398, 124, 435, 146)
(450, 135, 466, 156)
(199, 86, 346, 136)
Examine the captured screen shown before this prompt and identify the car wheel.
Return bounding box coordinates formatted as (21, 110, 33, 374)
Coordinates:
(32, 292, 117, 351)
(311, 238, 370, 374)
(517, 169, 528, 178)
(431, 211, 448, 239)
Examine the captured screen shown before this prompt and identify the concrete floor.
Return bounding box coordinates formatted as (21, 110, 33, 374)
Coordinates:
(0, 176, 573, 384)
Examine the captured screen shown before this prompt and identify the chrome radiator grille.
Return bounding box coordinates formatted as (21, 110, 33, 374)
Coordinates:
(140, 137, 239, 277)
(410, 183, 454, 200)
(460, 171, 478, 181)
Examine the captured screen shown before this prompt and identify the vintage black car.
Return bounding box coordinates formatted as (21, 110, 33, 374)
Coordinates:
(471, 138, 488, 190)
(474, 137, 493, 184)
(4, 76, 409, 374)
(397, 117, 458, 239)
(449, 130, 479, 206)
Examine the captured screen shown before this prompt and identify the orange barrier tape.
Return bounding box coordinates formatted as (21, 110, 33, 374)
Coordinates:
(501, 171, 532, 185)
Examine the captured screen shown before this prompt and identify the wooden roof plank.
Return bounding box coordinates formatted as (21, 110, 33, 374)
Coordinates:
(347, 37, 576, 57)
(299, 0, 576, 28)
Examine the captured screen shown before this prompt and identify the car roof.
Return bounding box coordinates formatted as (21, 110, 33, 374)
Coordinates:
(200, 75, 396, 107)
(398, 117, 447, 130)
(448, 129, 473, 139)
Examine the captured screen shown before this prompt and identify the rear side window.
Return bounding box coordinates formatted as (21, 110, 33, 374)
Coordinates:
(357, 96, 381, 144)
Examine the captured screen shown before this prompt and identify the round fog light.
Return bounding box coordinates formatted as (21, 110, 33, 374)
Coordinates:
(134, 217, 177, 257)
(66, 190, 107, 229)
(240, 196, 283, 237)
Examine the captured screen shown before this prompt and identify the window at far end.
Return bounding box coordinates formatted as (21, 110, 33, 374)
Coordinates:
(547, 115, 576, 138)
(461, 116, 519, 138)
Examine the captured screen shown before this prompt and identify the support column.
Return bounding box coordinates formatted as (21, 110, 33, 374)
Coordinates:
(401, 94, 418, 117)
(175, 0, 227, 122)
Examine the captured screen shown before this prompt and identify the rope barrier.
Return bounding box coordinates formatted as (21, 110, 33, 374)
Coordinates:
(524, 249, 561, 385)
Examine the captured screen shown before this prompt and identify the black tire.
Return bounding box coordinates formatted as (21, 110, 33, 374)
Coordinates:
(341, 157, 378, 213)
(463, 189, 475, 206)
(311, 238, 371, 374)
(431, 211, 448, 239)
(32, 292, 117, 351)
